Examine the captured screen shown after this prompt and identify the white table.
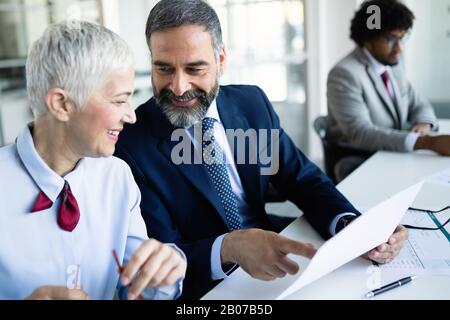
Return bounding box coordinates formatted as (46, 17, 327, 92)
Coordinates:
(202, 120, 450, 300)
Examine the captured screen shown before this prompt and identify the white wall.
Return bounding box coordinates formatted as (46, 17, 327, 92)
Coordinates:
(117, 0, 157, 72)
(306, 0, 358, 159)
(101, 0, 157, 106)
(319, 0, 358, 113)
(404, 0, 450, 103)
(102, 0, 156, 72)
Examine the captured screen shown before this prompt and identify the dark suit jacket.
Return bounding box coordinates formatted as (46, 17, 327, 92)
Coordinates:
(115, 85, 359, 299)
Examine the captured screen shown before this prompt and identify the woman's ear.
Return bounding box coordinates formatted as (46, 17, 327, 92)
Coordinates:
(44, 88, 75, 122)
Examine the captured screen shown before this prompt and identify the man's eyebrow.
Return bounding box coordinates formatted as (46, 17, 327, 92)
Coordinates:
(152, 60, 210, 67)
(153, 61, 173, 67)
(185, 60, 210, 67)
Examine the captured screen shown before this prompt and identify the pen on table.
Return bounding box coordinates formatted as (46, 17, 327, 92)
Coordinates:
(365, 275, 417, 298)
(112, 249, 143, 300)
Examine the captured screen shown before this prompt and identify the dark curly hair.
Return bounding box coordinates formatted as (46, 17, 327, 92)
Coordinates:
(350, 0, 415, 47)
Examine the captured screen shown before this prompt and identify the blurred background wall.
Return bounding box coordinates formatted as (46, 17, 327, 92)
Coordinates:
(0, 0, 449, 166)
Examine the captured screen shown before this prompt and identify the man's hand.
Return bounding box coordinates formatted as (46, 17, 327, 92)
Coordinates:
(363, 225, 408, 264)
(26, 286, 89, 300)
(121, 239, 186, 300)
(414, 135, 450, 156)
(411, 123, 432, 136)
(221, 229, 316, 281)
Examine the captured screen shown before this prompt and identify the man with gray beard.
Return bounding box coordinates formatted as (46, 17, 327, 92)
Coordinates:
(153, 77, 219, 128)
(115, 0, 408, 299)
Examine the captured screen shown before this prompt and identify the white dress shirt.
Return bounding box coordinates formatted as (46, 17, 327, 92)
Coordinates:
(186, 101, 355, 281)
(0, 124, 183, 300)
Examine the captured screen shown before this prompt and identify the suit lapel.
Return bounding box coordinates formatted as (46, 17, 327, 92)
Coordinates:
(151, 107, 229, 224)
(366, 64, 401, 129)
(354, 48, 401, 129)
(217, 90, 262, 210)
(390, 70, 407, 129)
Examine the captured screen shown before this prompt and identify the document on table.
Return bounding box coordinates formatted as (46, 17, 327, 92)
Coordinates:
(376, 208, 450, 276)
(426, 167, 450, 187)
(276, 182, 423, 300)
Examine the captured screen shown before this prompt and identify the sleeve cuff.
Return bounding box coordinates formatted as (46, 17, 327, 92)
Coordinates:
(405, 132, 420, 152)
(211, 234, 237, 280)
(119, 280, 183, 300)
(141, 281, 182, 300)
(413, 117, 439, 131)
(329, 212, 358, 236)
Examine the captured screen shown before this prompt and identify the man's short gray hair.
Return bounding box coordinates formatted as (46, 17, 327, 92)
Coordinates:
(26, 20, 134, 118)
(145, 0, 223, 57)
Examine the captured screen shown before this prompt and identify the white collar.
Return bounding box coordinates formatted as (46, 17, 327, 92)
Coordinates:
(185, 99, 221, 130)
(204, 99, 221, 123)
(16, 123, 84, 202)
(363, 47, 390, 76)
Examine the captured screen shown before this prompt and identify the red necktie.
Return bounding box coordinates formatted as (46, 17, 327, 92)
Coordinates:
(31, 181, 80, 232)
(381, 71, 392, 99)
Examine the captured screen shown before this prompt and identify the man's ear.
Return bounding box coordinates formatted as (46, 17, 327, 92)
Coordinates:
(363, 41, 373, 53)
(44, 88, 75, 122)
(219, 47, 227, 76)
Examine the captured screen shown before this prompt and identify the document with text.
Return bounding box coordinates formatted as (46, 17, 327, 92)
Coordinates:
(377, 208, 450, 276)
(426, 167, 450, 187)
(277, 182, 423, 300)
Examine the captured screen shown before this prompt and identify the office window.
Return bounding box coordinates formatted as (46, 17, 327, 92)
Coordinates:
(0, 0, 307, 148)
(209, 0, 307, 148)
(0, 0, 102, 146)
(0, 0, 101, 60)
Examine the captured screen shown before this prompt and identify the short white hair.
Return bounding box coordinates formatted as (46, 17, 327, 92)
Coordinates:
(26, 20, 134, 118)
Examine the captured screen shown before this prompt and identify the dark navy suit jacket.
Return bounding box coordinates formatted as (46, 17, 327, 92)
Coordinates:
(115, 85, 359, 299)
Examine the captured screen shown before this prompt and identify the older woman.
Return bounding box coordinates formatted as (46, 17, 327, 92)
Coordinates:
(0, 21, 186, 300)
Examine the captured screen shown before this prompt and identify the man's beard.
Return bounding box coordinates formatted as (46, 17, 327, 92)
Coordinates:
(374, 53, 400, 67)
(382, 59, 400, 67)
(153, 79, 220, 127)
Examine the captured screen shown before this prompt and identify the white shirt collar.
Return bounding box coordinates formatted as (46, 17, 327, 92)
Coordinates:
(363, 47, 389, 76)
(204, 99, 221, 123)
(16, 123, 84, 202)
(185, 99, 221, 130)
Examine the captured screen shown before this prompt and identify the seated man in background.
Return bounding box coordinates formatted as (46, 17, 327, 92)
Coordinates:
(0, 21, 186, 300)
(327, 0, 450, 183)
(115, 0, 408, 300)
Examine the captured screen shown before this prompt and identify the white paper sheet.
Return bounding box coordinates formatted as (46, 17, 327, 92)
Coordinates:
(426, 167, 450, 187)
(276, 182, 423, 300)
(377, 208, 450, 276)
